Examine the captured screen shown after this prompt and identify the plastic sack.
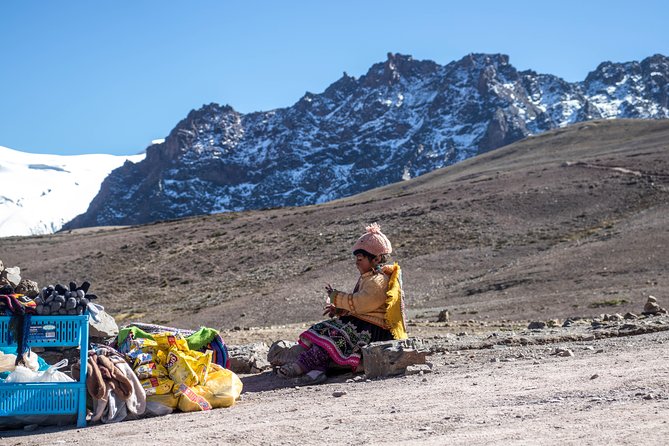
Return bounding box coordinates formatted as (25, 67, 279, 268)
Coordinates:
(166, 350, 201, 387)
(5, 359, 74, 383)
(146, 392, 179, 409)
(0, 350, 40, 373)
(200, 364, 243, 408)
(140, 376, 174, 395)
(135, 362, 169, 379)
(176, 384, 212, 412)
(154, 333, 189, 352)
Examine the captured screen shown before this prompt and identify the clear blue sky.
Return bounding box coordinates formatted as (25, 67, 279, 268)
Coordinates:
(1, 0, 667, 155)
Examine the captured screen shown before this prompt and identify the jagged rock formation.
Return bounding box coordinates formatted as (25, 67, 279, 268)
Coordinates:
(63, 53, 669, 229)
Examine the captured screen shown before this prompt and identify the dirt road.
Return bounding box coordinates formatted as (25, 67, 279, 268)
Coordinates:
(2, 325, 668, 445)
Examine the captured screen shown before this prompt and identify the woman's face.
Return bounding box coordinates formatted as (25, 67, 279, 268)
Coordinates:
(355, 253, 375, 274)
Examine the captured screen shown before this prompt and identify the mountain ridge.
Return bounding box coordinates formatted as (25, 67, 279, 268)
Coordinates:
(62, 52, 669, 230)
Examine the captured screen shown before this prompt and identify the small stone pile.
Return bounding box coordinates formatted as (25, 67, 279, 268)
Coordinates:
(642, 296, 667, 316)
(34, 282, 97, 316)
(0, 259, 39, 297)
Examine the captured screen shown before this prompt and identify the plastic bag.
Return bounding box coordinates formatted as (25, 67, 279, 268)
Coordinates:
(145, 392, 179, 416)
(5, 359, 74, 383)
(176, 384, 212, 412)
(0, 349, 40, 373)
(200, 364, 243, 408)
(140, 376, 174, 395)
(154, 333, 189, 352)
(135, 362, 169, 379)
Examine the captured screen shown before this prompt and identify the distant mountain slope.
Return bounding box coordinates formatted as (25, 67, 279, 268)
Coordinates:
(4, 119, 668, 329)
(0, 146, 144, 237)
(63, 53, 669, 230)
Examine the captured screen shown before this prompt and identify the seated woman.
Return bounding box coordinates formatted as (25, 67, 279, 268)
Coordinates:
(278, 223, 407, 384)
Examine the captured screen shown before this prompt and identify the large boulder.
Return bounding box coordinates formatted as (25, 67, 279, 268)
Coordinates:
(228, 342, 271, 374)
(361, 338, 429, 378)
(88, 309, 119, 340)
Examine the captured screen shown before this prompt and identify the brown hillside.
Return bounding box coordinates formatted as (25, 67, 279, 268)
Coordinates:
(1, 119, 668, 331)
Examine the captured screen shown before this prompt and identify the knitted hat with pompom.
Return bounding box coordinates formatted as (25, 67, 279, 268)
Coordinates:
(352, 223, 392, 256)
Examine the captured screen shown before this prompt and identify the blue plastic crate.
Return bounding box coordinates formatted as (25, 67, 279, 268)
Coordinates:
(0, 314, 89, 427)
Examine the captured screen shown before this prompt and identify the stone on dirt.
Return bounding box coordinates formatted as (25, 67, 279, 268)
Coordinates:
(552, 348, 574, 357)
(643, 296, 667, 316)
(528, 321, 546, 330)
(89, 308, 119, 340)
(229, 342, 271, 374)
(406, 364, 433, 375)
(1, 266, 21, 287)
(361, 338, 428, 378)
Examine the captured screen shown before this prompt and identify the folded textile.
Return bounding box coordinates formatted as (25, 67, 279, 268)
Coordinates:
(77, 344, 146, 423)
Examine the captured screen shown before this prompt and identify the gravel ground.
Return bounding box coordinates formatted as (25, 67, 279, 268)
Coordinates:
(2, 316, 668, 445)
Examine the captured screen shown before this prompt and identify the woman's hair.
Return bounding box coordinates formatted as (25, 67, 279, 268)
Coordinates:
(354, 249, 390, 265)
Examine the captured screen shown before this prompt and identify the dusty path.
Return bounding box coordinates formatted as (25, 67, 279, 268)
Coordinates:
(2, 329, 668, 445)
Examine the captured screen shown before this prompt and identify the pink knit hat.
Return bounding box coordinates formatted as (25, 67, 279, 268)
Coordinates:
(352, 223, 392, 256)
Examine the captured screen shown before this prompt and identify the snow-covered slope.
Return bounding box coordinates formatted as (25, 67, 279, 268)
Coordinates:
(0, 146, 144, 237)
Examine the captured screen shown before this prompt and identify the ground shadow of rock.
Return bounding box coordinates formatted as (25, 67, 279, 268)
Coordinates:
(241, 370, 357, 393)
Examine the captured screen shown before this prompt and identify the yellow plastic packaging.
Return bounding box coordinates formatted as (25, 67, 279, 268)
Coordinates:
(200, 365, 243, 408)
(135, 362, 169, 379)
(140, 376, 175, 395)
(176, 384, 212, 412)
(154, 333, 189, 352)
(146, 392, 179, 409)
(165, 350, 198, 388)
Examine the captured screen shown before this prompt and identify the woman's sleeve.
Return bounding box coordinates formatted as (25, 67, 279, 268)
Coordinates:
(332, 275, 387, 314)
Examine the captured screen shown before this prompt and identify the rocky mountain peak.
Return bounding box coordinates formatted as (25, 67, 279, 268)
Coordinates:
(62, 52, 669, 231)
(360, 52, 439, 87)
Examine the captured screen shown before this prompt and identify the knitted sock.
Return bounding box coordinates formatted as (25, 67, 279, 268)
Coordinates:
(296, 345, 330, 373)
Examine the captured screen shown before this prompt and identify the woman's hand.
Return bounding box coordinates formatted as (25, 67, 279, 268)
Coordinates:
(323, 304, 337, 318)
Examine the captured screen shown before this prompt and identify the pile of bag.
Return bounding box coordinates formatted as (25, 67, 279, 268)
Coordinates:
(118, 331, 242, 413)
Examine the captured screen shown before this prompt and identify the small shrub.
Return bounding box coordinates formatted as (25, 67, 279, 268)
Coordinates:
(588, 299, 628, 308)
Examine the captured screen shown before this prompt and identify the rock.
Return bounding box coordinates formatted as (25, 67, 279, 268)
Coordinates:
(527, 321, 546, 330)
(590, 374, 599, 380)
(267, 340, 306, 367)
(643, 296, 667, 316)
(437, 309, 450, 323)
(361, 338, 428, 379)
(88, 308, 119, 339)
(546, 319, 560, 328)
(603, 313, 623, 322)
(15, 279, 39, 298)
(332, 391, 347, 397)
(228, 342, 271, 374)
(0, 259, 4, 271)
(562, 319, 575, 327)
(1, 266, 21, 287)
(406, 364, 433, 375)
(624, 312, 638, 320)
(551, 348, 574, 357)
